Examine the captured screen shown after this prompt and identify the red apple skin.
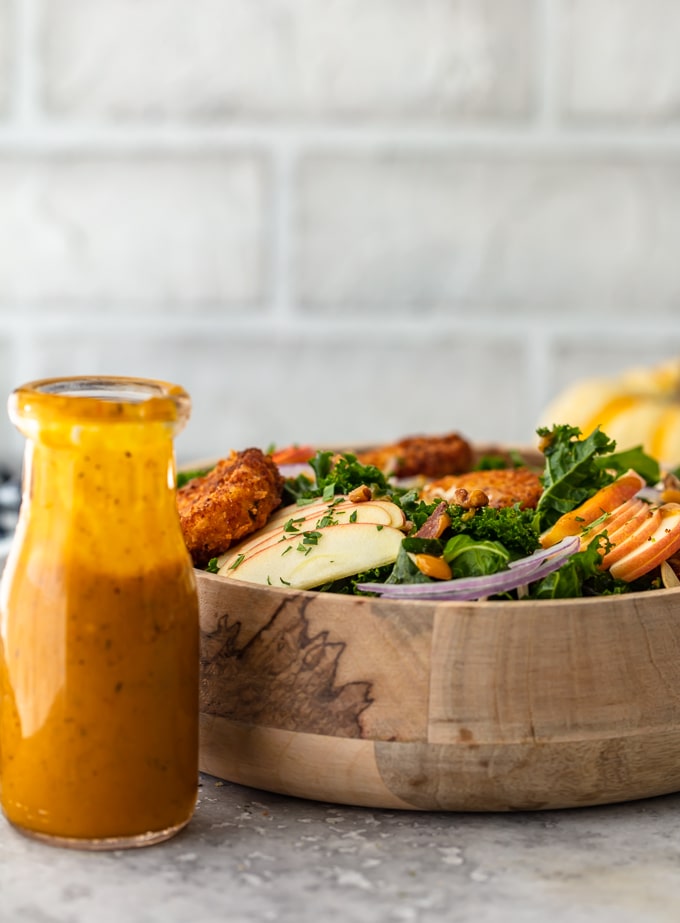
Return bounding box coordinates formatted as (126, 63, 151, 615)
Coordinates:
(221, 522, 404, 589)
(541, 469, 646, 548)
(600, 497, 646, 535)
(580, 497, 646, 552)
(218, 499, 406, 570)
(264, 497, 346, 529)
(601, 507, 661, 569)
(610, 504, 680, 582)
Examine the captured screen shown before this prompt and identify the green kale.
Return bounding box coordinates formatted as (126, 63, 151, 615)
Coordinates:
(534, 424, 660, 533)
(402, 536, 444, 557)
(474, 454, 510, 471)
(534, 425, 617, 532)
(319, 563, 396, 595)
(600, 445, 660, 485)
(443, 534, 510, 578)
(328, 453, 393, 494)
(395, 489, 441, 531)
(475, 450, 526, 471)
(445, 504, 540, 557)
(528, 534, 629, 598)
(177, 466, 213, 489)
(383, 546, 433, 585)
(283, 451, 393, 504)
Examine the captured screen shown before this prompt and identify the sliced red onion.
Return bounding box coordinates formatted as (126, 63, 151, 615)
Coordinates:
(356, 535, 579, 601)
(637, 486, 662, 503)
(508, 534, 580, 568)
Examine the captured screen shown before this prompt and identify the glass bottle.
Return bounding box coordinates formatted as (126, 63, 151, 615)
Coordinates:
(0, 377, 199, 849)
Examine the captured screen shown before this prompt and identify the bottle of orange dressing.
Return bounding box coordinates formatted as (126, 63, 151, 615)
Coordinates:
(0, 377, 199, 849)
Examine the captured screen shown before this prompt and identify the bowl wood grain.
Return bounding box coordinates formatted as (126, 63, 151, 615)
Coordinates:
(197, 572, 680, 811)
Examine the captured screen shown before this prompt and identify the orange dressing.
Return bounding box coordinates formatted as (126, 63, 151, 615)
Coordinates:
(0, 378, 199, 847)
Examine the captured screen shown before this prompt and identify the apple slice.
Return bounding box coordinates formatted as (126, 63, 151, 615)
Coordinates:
(662, 561, 680, 587)
(610, 503, 680, 582)
(216, 498, 351, 569)
(578, 497, 646, 550)
(333, 499, 407, 529)
(605, 502, 652, 540)
(217, 499, 407, 570)
(263, 499, 403, 536)
(601, 497, 648, 534)
(262, 495, 407, 532)
(265, 497, 343, 529)
(219, 523, 405, 590)
(540, 469, 646, 548)
(251, 502, 337, 540)
(600, 506, 661, 569)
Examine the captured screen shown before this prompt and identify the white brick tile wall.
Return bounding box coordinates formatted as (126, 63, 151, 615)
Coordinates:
(0, 0, 9, 115)
(298, 154, 680, 315)
(0, 328, 531, 471)
(0, 155, 267, 306)
(41, 0, 535, 121)
(176, 332, 532, 460)
(545, 335, 680, 412)
(0, 337, 20, 465)
(1, 1, 680, 470)
(562, 0, 680, 122)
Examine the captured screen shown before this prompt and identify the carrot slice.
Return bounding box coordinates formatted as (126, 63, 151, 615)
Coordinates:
(270, 444, 316, 465)
(540, 469, 646, 548)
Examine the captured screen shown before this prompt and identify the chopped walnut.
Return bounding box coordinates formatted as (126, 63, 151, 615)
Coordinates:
(348, 484, 372, 503)
(452, 487, 489, 510)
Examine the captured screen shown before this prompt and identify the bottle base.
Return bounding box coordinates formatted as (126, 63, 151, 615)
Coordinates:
(11, 817, 191, 851)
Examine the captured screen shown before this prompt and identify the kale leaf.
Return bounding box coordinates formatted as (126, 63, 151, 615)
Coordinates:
(443, 534, 510, 578)
(383, 546, 433, 586)
(534, 424, 660, 533)
(446, 504, 539, 557)
(529, 534, 628, 598)
(534, 425, 617, 532)
(319, 563, 396, 595)
(177, 466, 212, 489)
(283, 451, 393, 504)
(600, 445, 660, 485)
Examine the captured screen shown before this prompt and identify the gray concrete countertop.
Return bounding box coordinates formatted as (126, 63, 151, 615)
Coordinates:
(3, 774, 680, 923)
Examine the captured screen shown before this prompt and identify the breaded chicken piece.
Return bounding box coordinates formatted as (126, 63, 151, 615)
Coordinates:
(421, 467, 543, 510)
(177, 448, 285, 567)
(356, 432, 473, 479)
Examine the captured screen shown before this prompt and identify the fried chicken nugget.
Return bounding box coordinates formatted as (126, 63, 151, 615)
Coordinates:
(421, 467, 543, 510)
(177, 448, 285, 567)
(356, 432, 473, 479)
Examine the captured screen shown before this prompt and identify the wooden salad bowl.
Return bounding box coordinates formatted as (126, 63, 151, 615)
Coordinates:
(197, 572, 680, 812)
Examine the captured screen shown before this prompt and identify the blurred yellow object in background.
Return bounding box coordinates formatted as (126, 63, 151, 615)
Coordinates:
(539, 358, 680, 468)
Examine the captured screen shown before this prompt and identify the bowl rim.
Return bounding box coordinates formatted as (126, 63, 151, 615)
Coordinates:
(195, 566, 680, 611)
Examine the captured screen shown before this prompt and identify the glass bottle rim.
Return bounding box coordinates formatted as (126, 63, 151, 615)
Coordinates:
(8, 376, 191, 429)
